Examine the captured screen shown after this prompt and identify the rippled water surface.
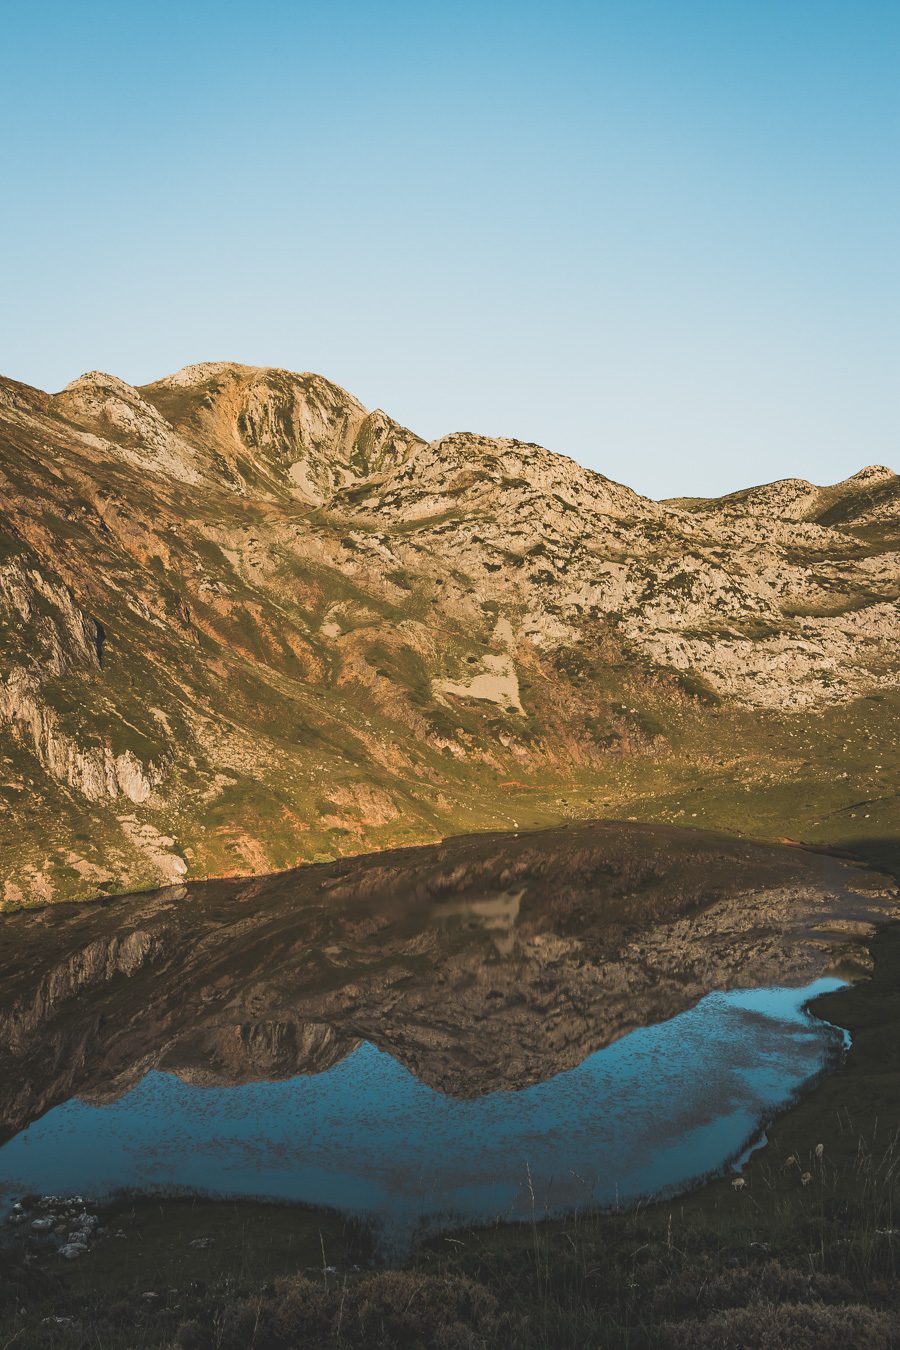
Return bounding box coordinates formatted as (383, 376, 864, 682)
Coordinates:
(0, 978, 847, 1246)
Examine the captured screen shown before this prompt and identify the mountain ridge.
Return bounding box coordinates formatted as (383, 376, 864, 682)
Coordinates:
(0, 363, 897, 904)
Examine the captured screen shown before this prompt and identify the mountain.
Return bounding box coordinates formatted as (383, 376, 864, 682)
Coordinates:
(0, 362, 897, 904)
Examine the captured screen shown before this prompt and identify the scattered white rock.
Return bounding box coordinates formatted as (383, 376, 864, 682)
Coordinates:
(59, 1242, 88, 1259)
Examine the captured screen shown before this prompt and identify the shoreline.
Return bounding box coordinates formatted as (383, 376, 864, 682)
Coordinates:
(0, 960, 873, 1262)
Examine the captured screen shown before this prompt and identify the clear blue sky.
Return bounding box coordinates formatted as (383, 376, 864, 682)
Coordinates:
(2, 0, 897, 497)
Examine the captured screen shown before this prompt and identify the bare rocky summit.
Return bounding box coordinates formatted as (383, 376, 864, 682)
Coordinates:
(0, 363, 897, 902)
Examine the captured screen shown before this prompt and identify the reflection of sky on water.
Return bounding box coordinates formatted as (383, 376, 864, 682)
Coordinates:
(0, 978, 847, 1247)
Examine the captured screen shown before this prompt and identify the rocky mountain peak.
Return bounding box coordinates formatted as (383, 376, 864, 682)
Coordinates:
(842, 464, 896, 486)
(51, 370, 207, 485)
(138, 363, 422, 504)
(161, 361, 254, 387)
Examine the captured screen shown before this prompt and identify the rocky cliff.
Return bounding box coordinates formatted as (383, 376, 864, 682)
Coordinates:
(0, 363, 897, 902)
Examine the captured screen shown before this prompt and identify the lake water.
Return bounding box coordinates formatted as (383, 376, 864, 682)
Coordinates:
(4, 821, 887, 1250)
(0, 976, 847, 1249)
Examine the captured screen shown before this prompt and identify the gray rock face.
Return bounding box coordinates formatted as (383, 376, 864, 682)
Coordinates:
(0, 673, 159, 802)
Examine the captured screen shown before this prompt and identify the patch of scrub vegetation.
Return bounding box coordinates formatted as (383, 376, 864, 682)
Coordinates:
(782, 589, 896, 619)
(383, 568, 414, 590)
(365, 639, 433, 706)
(660, 667, 722, 706)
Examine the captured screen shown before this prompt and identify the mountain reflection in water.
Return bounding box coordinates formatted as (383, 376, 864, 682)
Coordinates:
(0, 979, 846, 1247)
(0, 822, 893, 1243)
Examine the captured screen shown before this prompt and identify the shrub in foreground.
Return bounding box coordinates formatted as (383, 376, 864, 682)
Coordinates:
(181, 1270, 520, 1349)
(659, 1300, 899, 1350)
